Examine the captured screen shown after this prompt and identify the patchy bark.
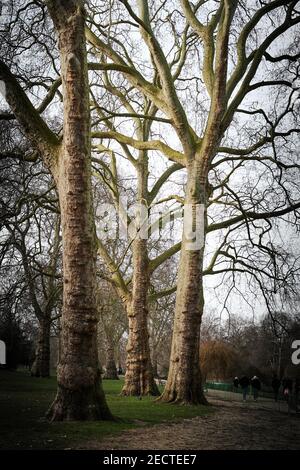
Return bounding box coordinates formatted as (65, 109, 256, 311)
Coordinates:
(120, 145, 159, 396)
(104, 335, 119, 380)
(31, 318, 51, 378)
(158, 163, 208, 404)
(122, 239, 159, 396)
(158, 2, 236, 404)
(46, 0, 111, 421)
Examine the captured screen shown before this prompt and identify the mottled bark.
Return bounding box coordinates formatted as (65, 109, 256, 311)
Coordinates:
(31, 318, 51, 378)
(158, 164, 208, 404)
(120, 140, 159, 396)
(104, 335, 119, 380)
(158, 3, 235, 404)
(122, 239, 159, 396)
(46, 1, 111, 421)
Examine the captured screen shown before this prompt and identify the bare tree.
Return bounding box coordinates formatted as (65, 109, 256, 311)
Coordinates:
(0, 0, 112, 420)
(97, 280, 127, 380)
(1, 0, 300, 410)
(85, 0, 300, 404)
(0, 127, 63, 376)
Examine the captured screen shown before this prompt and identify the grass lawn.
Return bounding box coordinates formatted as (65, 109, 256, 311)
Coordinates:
(0, 369, 212, 450)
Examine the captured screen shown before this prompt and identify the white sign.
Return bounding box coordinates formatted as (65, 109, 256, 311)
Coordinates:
(0, 340, 6, 365)
(0, 80, 6, 98)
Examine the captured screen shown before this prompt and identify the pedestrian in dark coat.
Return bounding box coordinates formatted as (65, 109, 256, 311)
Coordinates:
(233, 377, 239, 391)
(251, 376, 261, 401)
(282, 378, 293, 412)
(239, 375, 250, 401)
(282, 377, 293, 396)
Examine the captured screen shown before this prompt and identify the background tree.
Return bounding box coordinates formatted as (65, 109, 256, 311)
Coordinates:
(0, 123, 62, 377)
(200, 310, 300, 383)
(200, 340, 238, 382)
(90, 103, 182, 395)
(97, 280, 127, 380)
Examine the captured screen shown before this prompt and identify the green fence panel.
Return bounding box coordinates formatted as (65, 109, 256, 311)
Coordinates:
(204, 381, 291, 402)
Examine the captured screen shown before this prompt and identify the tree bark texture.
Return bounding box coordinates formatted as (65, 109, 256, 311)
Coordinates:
(46, 0, 111, 421)
(122, 239, 159, 396)
(104, 335, 119, 380)
(158, 2, 234, 403)
(158, 163, 208, 404)
(31, 318, 51, 378)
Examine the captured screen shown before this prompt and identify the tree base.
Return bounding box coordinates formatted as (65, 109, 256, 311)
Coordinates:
(103, 374, 119, 380)
(31, 369, 50, 378)
(47, 384, 113, 421)
(157, 387, 209, 405)
(30, 359, 50, 378)
(121, 381, 160, 397)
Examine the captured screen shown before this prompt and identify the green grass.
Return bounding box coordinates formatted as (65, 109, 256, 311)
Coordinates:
(0, 369, 212, 450)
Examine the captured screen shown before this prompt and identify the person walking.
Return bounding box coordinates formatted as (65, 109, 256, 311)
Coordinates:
(233, 376, 239, 392)
(251, 376, 261, 402)
(282, 377, 293, 413)
(239, 375, 250, 402)
(271, 374, 281, 402)
(282, 377, 293, 396)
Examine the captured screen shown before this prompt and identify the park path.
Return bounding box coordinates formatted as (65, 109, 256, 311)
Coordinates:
(79, 396, 300, 450)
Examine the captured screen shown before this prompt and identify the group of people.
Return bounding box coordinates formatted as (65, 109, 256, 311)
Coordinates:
(233, 375, 261, 402)
(233, 374, 300, 407)
(271, 375, 300, 406)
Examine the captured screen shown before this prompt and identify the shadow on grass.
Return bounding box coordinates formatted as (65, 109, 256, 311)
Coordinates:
(0, 369, 213, 449)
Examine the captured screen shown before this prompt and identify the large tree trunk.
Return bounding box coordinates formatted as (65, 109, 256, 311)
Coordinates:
(122, 239, 159, 396)
(158, 1, 234, 405)
(158, 164, 208, 404)
(121, 143, 159, 396)
(31, 317, 51, 378)
(46, 1, 111, 421)
(104, 334, 119, 380)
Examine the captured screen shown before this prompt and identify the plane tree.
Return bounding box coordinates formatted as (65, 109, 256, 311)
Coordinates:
(85, 0, 300, 404)
(0, 0, 112, 420)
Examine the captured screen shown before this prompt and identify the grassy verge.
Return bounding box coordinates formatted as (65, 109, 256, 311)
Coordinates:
(0, 370, 212, 450)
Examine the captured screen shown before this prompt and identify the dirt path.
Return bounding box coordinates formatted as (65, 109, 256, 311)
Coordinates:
(79, 398, 300, 450)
